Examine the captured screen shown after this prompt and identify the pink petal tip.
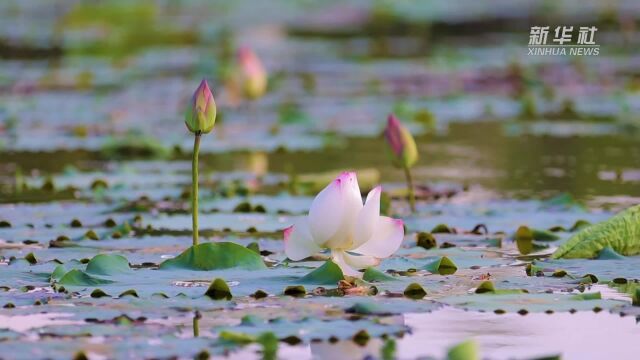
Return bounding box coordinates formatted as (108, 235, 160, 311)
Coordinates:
(283, 225, 294, 241)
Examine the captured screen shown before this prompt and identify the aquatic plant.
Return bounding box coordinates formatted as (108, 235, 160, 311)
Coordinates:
(553, 204, 640, 258)
(384, 114, 418, 212)
(284, 171, 404, 277)
(225, 46, 268, 105)
(185, 79, 217, 246)
(238, 47, 267, 100)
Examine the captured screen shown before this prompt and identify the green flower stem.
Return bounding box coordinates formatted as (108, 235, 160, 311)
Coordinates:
(403, 165, 416, 213)
(192, 133, 201, 246)
(193, 311, 201, 337)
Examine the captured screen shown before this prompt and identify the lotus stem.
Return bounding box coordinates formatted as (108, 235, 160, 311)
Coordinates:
(403, 165, 416, 213)
(193, 311, 201, 337)
(192, 133, 201, 246)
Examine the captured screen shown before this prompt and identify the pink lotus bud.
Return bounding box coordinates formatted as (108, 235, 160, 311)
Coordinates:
(238, 47, 267, 100)
(185, 79, 217, 134)
(384, 114, 418, 168)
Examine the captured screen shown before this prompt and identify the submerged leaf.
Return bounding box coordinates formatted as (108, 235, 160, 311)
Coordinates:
(474, 281, 496, 294)
(416, 232, 437, 249)
(552, 205, 640, 259)
(431, 224, 453, 234)
(570, 292, 602, 301)
(205, 278, 233, 300)
(475, 281, 526, 295)
(118, 289, 139, 298)
(283, 285, 306, 297)
(24, 252, 37, 265)
(90, 289, 111, 298)
(84, 229, 100, 241)
(570, 219, 591, 232)
(422, 256, 458, 275)
(531, 228, 560, 241)
(403, 283, 427, 299)
(251, 290, 269, 299)
(515, 226, 533, 255)
(352, 329, 370, 346)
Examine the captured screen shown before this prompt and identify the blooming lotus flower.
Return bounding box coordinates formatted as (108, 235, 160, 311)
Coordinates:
(384, 114, 418, 169)
(284, 172, 405, 277)
(238, 47, 267, 100)
(185, 79, 217, 134)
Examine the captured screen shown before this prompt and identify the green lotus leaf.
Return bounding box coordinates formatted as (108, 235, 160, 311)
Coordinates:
(159, 242, 266, 271)
(283, 285, 306, 297)
(596, 246, 625, 260)
(431, 223, 453, 234)
(403, 283, 427, 299)
(24, 252, 37, 265)
(205, 278, 232, 300)
(475, 281, 526, 294)
(422, 256, 458, 275)
(553, 205, 640, 259)
(90, 289, 111, 298)
(58, 269, 114, 286)
(362, 267, 397, 282)
(531, 228, 560, 241)
(85, 254, 131, 276)
(441, 292, 623, 313)
(299, 260, 344, 285)
(447, 339, 479, 360)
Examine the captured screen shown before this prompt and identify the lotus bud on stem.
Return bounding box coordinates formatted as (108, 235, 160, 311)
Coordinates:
(185, 79, 217, 246)
(238, 46, 267, 101)
(384, 114, 419, 213)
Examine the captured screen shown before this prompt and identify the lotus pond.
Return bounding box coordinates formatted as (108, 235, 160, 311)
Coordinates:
(2, 1, 640, 359)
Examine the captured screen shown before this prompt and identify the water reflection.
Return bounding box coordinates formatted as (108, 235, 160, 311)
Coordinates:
(398, 307, 640, 360)
(267, 122, 640, 201)
(0, 312, 81, 332)
(275, 307, 640, 360)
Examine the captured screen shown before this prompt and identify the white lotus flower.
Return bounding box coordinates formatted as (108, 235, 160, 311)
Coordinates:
(284, 171, 405, 278)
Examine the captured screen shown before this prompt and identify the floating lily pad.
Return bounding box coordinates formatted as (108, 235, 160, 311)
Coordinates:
(422, 256, 458, 275)
(214, 316, 406, 343)
(58, 269, 114, 286)
(536, 256, 640, 281)
(362, 267, 397, 282)
(299, 260, 344, 285)
(159, 243, 266, 271)
(440, 292, 625, 313)
(404, 283, 427, 299)
(85, 254, 131, 276)
(447, 339, 479, 360)
(205, 278, 233, 300)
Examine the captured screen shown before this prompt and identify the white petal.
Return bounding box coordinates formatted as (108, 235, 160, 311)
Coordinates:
(342, 251, 380, 269)
(307, 176, 346, 246)
(351, 216, 404, 258)
(350, 186, 381, 250)
(323, 172, 364, 249)
(331, 250, 362, 278)
(284, 218, 322, 261)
